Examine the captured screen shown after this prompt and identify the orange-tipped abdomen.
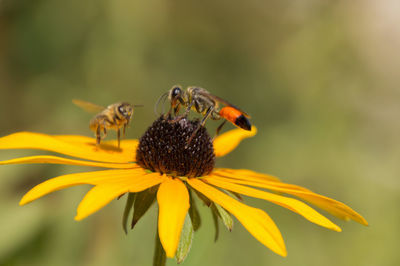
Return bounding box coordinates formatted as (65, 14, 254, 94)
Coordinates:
(219, 106, 251, 131)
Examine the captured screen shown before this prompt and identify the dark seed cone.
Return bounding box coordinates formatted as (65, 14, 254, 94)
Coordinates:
(136, 116, 215, 178)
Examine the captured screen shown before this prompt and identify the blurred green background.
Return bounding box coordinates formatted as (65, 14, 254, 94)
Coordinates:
(0, 0, 399, 265)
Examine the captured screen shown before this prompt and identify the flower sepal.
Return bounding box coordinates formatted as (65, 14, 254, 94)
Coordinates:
(122, 193, 135, 234)
(211, 202, 234, 232)
(188, 190, 201, 232)
(131, 187, 158, 229)
(175, 214, 194, 264)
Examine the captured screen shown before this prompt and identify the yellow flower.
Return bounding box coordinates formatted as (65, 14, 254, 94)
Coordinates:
(0, 117, 367, 260)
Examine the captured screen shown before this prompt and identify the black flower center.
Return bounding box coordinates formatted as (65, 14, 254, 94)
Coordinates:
(136, 116, 215, 177)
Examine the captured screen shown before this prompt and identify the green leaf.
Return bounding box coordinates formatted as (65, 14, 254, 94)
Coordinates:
(122, 193, 136, 234)
(176, 214, 194, 264)
(153, 226, 166, 266)
(225, 190, 243, 201)
(211, 206, 220, 242)
(188, 190, 201, 231)
(131, 186, 157, 229)
(211, 202, 233, 231)
(192, 188, 212, 207)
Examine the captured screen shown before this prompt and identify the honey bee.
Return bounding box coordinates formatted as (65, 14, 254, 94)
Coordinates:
(157, 85, 251, 144)
(73, 99, 141, 148)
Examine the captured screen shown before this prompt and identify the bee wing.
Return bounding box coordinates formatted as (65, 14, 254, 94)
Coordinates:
(72, 99, 105, 114)
(197, 90, 251, 118)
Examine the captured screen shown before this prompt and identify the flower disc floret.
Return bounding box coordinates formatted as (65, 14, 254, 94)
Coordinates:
(136, 116, 215, 177)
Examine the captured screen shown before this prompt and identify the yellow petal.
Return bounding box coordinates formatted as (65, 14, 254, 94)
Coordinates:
(188, 178, 287, 257)
(55, 135, 138, 152)
(215, 168, 280, 182)
(211, 173, 368, 226)
(75, 184, 131, 221)
(20, 168, 156, 205)
(205, 175, 341, 232)
(75, 172, 164, 220)
(213, 126, 257, 157)
(214, 168, 311, 193)
(0, 132, 137, 163)
(157, 178, 190, 258)
(0, 155, 135, 169)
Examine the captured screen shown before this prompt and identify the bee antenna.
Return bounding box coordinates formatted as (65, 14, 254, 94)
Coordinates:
(154, 92, 168, 116)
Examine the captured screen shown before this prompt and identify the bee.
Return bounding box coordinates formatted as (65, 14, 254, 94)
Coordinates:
(73, 99, 141, 148)
(157, 85, 251, 144)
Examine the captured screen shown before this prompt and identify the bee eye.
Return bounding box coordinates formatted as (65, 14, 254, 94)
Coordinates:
(172, 87, 181, 98)
(118, 106, 126, 115)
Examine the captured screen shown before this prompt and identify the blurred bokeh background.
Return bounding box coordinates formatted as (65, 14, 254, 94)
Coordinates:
(0, 0, 399, 265)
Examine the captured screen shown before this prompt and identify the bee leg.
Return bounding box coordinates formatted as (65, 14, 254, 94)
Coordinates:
(123, 124, 127, 138)
(102, 127, 107, 139)
(96, 127, 101, 145)
(173, 105, 180, 116)
(186, 127, 199, 147)
(116, 128, 121, 149)
(164, 105, 173, 119)
(186, 106, 214, 147)
(165, 104, 180, 120)
(213, 120, 227, 140)
(171, 101, 194, 123)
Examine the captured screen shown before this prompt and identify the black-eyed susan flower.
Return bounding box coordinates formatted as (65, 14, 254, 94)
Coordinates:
(0, 117, 367, 265)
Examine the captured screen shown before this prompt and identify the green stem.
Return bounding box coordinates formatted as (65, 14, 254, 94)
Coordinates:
(153, 223, 166, 266)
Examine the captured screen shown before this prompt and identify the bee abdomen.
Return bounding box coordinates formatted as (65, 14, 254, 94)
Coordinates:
(89, 115, 112, 130)
(235, 114, 251, 131)
(219, 106, 251, 131)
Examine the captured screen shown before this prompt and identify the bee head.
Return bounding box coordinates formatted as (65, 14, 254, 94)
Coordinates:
(118, 103, 134, 120)
(168, 85, 184, 107)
